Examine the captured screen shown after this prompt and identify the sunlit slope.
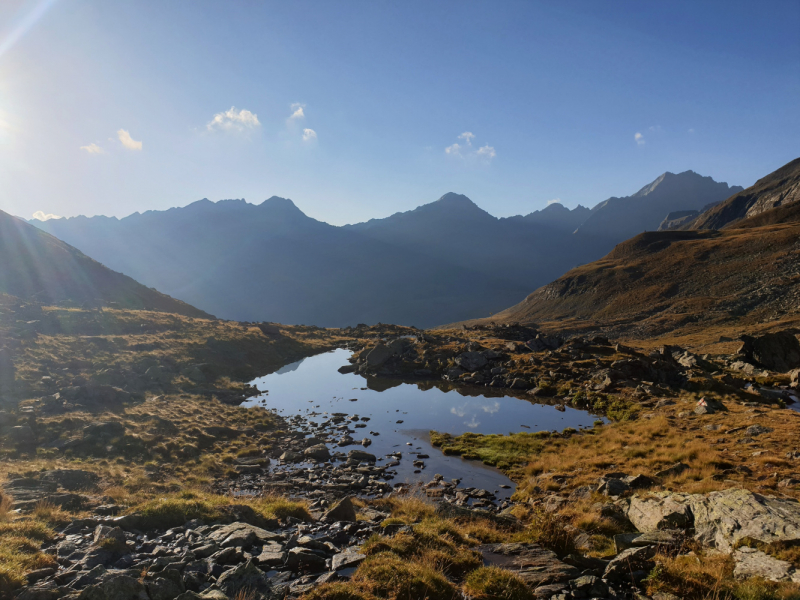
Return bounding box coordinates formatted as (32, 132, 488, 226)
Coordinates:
(0, 209, 212, 317)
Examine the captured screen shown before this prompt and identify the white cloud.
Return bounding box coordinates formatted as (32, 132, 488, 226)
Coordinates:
(445, 142, 461, 156)
(482, 402, 500, 414)
(32, 211, 61, 221)
(80, 143, 104, 155)
(465, 417, 480, 428)
(634, 132, 645, 145)
(458, 131, 475, 145)
(207, 107, 261, 132)
(445, 133, 495, 162)
(476, 144, 496, 160)
(117, 129, 142, 150)
(450, 406, 466, 417)
(302, 128, 317, 141)
(547, 198, 562, 206)
(288, 103, 305, 120)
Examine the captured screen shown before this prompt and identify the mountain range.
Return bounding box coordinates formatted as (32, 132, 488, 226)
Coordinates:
(468, 157, 800, 337)
(32, 170, 742, 327)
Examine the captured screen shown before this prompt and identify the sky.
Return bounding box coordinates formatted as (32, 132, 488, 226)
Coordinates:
(0, 0, 798, 225)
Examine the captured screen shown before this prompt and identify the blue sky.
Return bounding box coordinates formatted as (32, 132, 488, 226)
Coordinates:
(1, 0, 798, 225)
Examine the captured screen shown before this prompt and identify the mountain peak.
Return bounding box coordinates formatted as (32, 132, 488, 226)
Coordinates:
(434, 192, 478, 207)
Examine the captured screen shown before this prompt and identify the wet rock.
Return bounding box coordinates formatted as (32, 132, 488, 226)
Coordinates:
(279, 450, 303, 462)
(476, 543, 579, 587)
(304, 444, 331, 461)
(347, 449, 376, 463)
(733, 547, 800, 582)
(625, 492, 694, 532)
(322, 496, 357, 522)
(689, 488, 800, 553)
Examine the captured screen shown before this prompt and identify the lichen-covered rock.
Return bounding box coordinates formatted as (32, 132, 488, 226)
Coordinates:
(689, 488, 800, 553)
(322, 496, 357, 522)
(455, 351, 488, 372)
(625, 492, 694, 532)
(77, 574, 149, 600)
(733, 547, 800, 582)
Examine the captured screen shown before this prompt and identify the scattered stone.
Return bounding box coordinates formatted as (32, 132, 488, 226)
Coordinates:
(322, 496, 357, 522)
(733, 547, 800, 582)
(654, 462, 689, 478)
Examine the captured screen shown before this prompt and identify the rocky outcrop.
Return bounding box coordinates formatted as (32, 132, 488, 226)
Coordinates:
(738, 332, 800, 372)
(689, 488, 800, 553)
(476, 543, 579, 587)
(625, 488, 800, 554)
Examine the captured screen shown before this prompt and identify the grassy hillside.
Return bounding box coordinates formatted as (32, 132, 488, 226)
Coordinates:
(457, 207, 800, 341)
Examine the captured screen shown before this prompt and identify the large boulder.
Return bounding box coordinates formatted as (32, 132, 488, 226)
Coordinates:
(625, 492, 694, 532)
(455, 351, 488, 372)
(365, 343, 393, 367)
(689, 488, 800, 553)
(303, 444, 331, 461)
(738, 332, 800, 372)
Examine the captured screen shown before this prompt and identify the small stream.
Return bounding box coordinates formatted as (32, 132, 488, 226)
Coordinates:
(243, 349, 604, 499)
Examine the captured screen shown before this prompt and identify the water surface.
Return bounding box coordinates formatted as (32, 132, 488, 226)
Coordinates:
(245, 349, 603, 498)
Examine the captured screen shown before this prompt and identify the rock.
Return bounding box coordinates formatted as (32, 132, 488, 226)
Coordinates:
(688, 488, 800, 553)
(303, 444, 331, 461)
(597, 478, 630, 497)
(92, 525, 128, 554)
(603, 545, 656, 582)
(745, 424, 773, 437)
(77, 574, 149, 600)
(145, 572, 185, 600)
(791, 368, 800, 389)
(654, 462, 689, 478)
(733, 547, 800, 582)
(216, 558, 273, 598)
(613, 531, 679, 553)
(322, 496, 357, 522)
(365, 343, 393, 367)
(570, 575, 609, 598)
(208, 522, 283, 549)
(256, 549, 287, 567)
(625, 492, 694, 532)
(738, 332, 800, 372)
(41, 469, 100, 491)
(332, 551, 366, 571)
(347, 449, 376, 463)
(624, 474, 656, 489)
(286, 547, 327, 572)
(455, 351, 488, 372)
(476, 543, 579, 587)
(280, 450, 303, 463)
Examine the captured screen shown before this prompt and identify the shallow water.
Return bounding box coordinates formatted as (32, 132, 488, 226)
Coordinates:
(244, 349, 604, 498)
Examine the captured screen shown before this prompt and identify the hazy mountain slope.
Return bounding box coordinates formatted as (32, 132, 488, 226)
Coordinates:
(688, 157, 800, 230)
(574, 171, 741, 248)
(0, 210, 211, 317)
(509, 202, 591, 232)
